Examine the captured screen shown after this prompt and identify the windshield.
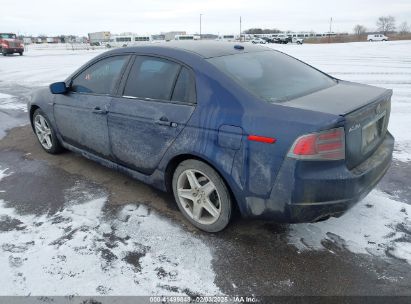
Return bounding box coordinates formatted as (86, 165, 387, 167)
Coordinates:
(0, 33, 17, 39)
(208, 50, 336, 103)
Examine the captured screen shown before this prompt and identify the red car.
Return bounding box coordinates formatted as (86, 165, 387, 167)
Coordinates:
(0, 33, 24, 56)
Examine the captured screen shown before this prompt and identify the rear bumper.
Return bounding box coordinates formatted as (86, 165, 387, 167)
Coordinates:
(244, 132, 394, 222)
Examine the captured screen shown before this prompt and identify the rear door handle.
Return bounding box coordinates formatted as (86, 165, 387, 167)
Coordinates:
(155, 116, 177, 127)
(92, 106, 107, 115)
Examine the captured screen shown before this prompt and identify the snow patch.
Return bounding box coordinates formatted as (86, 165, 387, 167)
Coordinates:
(0, 93, 14, 99)
(288, 190, 411, 264)
(0, 92, 27, 112)
(0, 170, 220, 296)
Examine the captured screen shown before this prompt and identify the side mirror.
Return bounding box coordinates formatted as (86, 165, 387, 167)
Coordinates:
(49, 82, 68, 94)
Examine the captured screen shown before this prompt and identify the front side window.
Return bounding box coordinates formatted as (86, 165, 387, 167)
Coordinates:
(123, 56, 180, 100)
(208, 50, 336, 103)
(71, 55, 129, 94)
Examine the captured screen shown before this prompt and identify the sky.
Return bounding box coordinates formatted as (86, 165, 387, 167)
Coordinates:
(2, 0, 411, 36)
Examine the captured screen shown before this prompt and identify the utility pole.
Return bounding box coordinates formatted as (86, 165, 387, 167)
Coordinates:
(240, 16, 242, 42)
(328, 17, 333, 43)
(200, 14, 203, 40)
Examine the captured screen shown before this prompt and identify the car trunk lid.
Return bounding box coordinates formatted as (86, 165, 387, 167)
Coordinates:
(284, 81, 392, 169)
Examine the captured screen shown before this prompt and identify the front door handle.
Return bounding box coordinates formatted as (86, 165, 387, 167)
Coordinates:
(92, 106, 107, 115)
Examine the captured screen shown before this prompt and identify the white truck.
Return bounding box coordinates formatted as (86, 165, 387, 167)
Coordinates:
(292, 37, 304, 44)
(367, 34, 388, 42)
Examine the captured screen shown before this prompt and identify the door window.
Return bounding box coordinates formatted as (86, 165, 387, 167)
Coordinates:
(171, 67, 196, 103)
(71, 55, 129, 95)
(123, 56, 180, 100)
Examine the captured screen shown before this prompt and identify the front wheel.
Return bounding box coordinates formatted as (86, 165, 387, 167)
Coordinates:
(172, 160, 232, 232)
(19, 52, 23, 56)
(33, 109, 64, 154)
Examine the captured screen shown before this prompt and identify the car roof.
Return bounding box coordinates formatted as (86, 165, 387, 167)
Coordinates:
(107, 41, 270, 59)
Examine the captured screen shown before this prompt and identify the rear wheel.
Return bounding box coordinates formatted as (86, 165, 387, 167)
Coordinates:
(33, 109, 63, 154)
(172, 159, 232, 232)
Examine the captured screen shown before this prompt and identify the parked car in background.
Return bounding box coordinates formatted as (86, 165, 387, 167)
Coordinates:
(251, 38, 266, 44)
(274, 34, 291, 44)
(367, 34, 389, 42)
(0, 33, 24, 56)
(29, 42, 394, 232)
(217, 35, 236, 42)
(261, 37, 275, 43)
(292, 37, 304, 44)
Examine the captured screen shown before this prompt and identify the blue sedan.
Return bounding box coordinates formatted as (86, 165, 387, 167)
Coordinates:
(28, 42, 394, 232)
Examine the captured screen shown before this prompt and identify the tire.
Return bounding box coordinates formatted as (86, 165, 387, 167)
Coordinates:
(368, 39, 373, 42)
(19, 52, 23, 56)
(32, 109, 64, 154)
(2, 52, 6, 56)
(172, 159, 232, 232)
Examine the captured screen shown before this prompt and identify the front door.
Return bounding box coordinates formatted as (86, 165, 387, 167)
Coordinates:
(54, 55, 130, 158)
(108, 55, 196, 174)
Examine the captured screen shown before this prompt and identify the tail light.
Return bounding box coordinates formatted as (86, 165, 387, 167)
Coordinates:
(288, 127, 345, 160)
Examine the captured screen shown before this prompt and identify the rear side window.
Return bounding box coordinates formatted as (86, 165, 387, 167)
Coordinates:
(123, 56, 181, 100)
(71, 56, 129, 95)
(208, 51, 335, 103)
(171, 67, 196, 103)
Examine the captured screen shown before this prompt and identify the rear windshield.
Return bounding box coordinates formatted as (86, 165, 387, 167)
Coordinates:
(208, 50, 336, 103)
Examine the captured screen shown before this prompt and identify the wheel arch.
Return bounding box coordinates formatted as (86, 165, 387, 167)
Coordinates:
(29, 105, 40, 130)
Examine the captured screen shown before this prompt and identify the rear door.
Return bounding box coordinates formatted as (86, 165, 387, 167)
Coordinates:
(108, 55, 196, 174)
(53, 55, 130, 158)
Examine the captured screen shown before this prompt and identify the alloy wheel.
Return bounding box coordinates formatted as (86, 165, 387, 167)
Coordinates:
(176, 169, 221, 225)
(34, 114, 53, 150)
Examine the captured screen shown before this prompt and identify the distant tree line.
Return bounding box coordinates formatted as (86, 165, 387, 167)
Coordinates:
(245, 16, 409, 37)
(243, 28, 281, 34)
(353, 16, 409, 35)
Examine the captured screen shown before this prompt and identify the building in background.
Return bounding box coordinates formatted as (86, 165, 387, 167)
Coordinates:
(151, 34, 165, 41)
(88, 31, 111, 45)
(163, 31, 186, 41)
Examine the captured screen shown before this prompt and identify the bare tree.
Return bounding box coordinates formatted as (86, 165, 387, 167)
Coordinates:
(376, 16, 396, 34)
(353, 24, 367, 36)
(398, 21, 410, 35)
